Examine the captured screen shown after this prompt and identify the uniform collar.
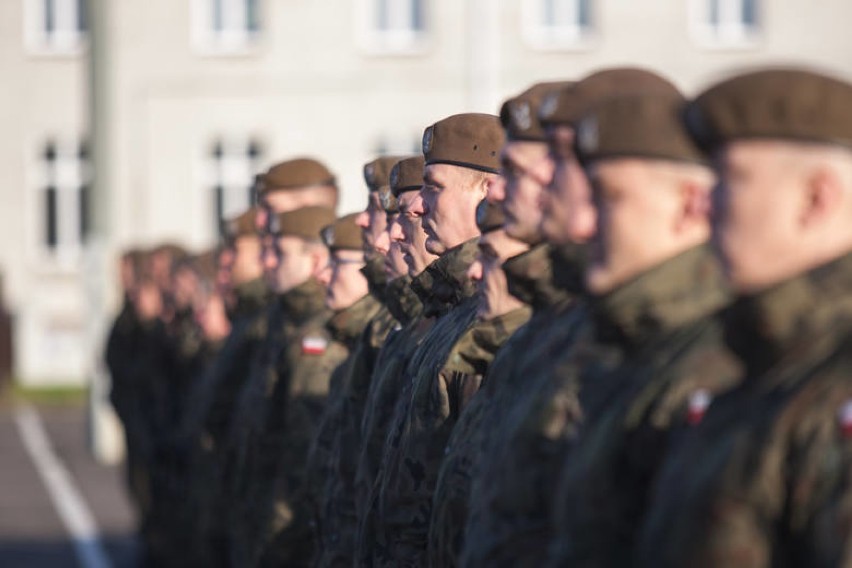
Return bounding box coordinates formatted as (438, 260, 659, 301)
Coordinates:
(277, 277, 328, 326)
(724, 251, 852, 375)
(327, 293, 383, 346)
(503, 243, 579, 312)
(361, 254, 389, 302)
(384, 275, 424, 326)
(423, 237, 480, 315)
(230, 277, 271, 321)
(443, 306, 533, 375)
(594, 244, 730, 347)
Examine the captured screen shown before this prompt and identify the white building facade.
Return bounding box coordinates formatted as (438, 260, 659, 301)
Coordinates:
(4, 0, 852, 386)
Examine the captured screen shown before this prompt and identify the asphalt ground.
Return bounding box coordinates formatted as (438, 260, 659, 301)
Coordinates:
(0, 402, 139, 568)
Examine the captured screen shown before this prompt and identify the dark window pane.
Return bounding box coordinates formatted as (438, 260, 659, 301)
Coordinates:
(543, 0, 556, 26)
(212, 140, 224, 159)
(742, 0, 756, 26)
(247, 139, 262, 160)
(709, 0, 720, 26)
(46, 187, 58, 249)
(79, 185, 89, 239)
(213, 0, 224, 32)
(44, 141, 57, 162)
(412, 0, 424, 31)
(78, 0, 88, 32)
(578, 0, 591, 27)
(45, 0, 55, 34)
(377, 0, 389, 30)
(247, 0, 259, 31)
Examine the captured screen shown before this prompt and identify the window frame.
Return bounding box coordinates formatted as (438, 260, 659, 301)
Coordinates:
(689, 0, 761, 50)
(207, 137, 264, 235)
(355, 0, 431, 56)
(191, 0, 263, 56)
(23, 0, 88, 57)
(522, 0, 596, 52)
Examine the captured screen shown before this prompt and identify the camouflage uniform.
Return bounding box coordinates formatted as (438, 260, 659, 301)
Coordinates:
(181, 277, 270, 566)
(253, 279, 349, 567)
(373, 238, 485, 567)
(546, 245, 740, 567)
(459, 242, 598, 568)
(634, 252, 852, 568)
(306, 293, 385, 567)
(311, 264, 403, 567)
(353, 274, 427, 565)
(426, 243, 568, 567)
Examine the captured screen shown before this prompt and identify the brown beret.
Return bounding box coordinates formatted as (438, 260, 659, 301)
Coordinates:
(269, 206, 336, 241)
(321, 213, 364, 252)
(364, 156, 406, 192)
(378, 186, 399, 214)
(390, 155, 425, 197)
(422, 113, 505, 174)
(501, 81, 575, 142)
(574, 92, 706, 166)
(260, 157, 336, 194)
(539, 67, 679, 127)
(222, 208, 260, 241)
(476, 200, 506, 233)
(685, 68, 852, 152)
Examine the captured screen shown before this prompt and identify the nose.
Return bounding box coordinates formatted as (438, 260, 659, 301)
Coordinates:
(262, 244, 277, 271)
(375, 229, 391, 254)
(389, 219, 404, 244)
(411, 191, 426, 217)
(488, 176, 506, 203)
(255, 208, 269, 232)
(355, 210, 370, 229)
(467, 258, 484, 282)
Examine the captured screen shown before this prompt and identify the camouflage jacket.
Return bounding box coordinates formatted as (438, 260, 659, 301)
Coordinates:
(635, 251, 852, 568)
(353, 275, 428, 564)
(460, 243, 597, 568)
(307, 293, 385, 567)
(546, 244, 740, 567)
(373, 238, 487, 566)
(425, 243, 569, 567)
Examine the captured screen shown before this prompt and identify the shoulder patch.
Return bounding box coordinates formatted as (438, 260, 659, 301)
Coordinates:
(838, 400, 852, 438)
(301, 335, 329, 355)
(686, 389, 712, 426)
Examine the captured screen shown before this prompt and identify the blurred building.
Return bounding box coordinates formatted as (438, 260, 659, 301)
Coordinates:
(3, 0, 852, 386)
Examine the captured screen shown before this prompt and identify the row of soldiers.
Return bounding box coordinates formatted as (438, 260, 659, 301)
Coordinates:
(106, 64, 852, 567)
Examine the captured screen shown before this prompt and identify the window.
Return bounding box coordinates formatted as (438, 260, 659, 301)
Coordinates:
(24, 0, 88, 55)
(523, 0, 593, 50)
(357, 0, 429, 55)
(38, 140, 89, 261)
(209, 138, 263, 233)
(690, 0, 759, 47)
(192, 0, 261, 54)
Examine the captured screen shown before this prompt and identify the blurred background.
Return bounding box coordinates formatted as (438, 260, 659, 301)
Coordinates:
(1, 0, 852, 565)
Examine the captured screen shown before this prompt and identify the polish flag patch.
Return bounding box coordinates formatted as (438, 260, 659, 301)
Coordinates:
(301, 336, 328, 355)
(686, 389, 712, 426)
(838, 400, 852, 438)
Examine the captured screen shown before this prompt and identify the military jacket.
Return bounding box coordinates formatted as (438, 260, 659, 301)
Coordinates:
(634, 251, 852, 568)
(424, 243, 569, 567)
(546, 245, 740, 567)
(460, 243, 596, 568)
(373, 238, 484, 566)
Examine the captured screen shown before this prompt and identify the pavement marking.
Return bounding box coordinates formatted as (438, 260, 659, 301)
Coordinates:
(14, 404, 113, 568)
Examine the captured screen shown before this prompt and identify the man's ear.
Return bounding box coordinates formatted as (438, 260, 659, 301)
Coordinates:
(310, 245, 330, 278)
(677, 178, 712, 233)
(484, 174, 505, 203)
(801, 165, 842, 229)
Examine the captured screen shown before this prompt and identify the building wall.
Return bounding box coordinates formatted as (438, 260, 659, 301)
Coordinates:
(4, 0, 852, 385)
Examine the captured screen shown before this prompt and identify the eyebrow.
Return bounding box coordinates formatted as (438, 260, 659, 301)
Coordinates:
(478, 242, 499, 258)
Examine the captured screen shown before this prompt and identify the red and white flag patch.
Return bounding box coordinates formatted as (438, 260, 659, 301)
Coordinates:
(301, 336, 328, 355)
(686, 389, 712, 426)
(838, 400, 852, 438)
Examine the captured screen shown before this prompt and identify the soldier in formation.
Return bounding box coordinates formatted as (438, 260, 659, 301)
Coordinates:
(106, 65, 852, 567)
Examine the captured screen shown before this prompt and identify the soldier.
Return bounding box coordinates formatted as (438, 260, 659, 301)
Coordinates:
(635, 69, 852, 568)
(242, 206, 346, 567)
(178, 208, 270, 566)
(354, 155, 435, 565)
(373, 113, 505, 566)
(461, 69, 679, 567)
(544, 80, 745, 566)
(423, 82, 570, 567)
(301, 213, 383, 566)
(311, 158, 409, 566)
